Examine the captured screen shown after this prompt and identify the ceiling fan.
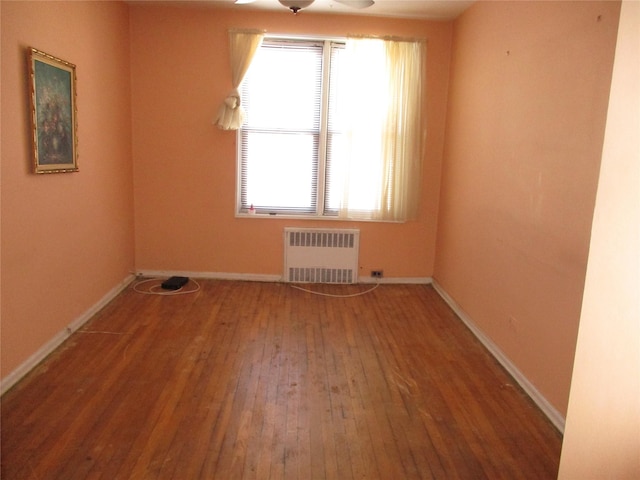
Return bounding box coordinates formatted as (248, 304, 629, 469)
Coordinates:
(235, 0, 375, 15)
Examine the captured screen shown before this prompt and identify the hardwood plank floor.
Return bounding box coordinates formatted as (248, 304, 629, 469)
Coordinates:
(1, 280, 562, 479)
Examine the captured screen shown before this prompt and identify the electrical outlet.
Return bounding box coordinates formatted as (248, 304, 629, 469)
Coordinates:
(371, 270, 383, 278)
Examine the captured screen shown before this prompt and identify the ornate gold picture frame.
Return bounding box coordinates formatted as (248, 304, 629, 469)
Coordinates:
(28, 48, 78, 174)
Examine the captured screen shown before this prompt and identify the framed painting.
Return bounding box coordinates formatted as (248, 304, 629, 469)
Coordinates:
(28, 48, 78, 174)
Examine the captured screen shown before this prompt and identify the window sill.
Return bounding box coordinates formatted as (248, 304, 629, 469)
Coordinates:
(235, 212, 403, 224)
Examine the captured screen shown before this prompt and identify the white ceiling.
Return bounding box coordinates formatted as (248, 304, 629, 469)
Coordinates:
(141, 0, 475, 20)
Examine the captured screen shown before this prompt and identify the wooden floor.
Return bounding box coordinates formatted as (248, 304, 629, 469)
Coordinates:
(1, 280, 562, 479)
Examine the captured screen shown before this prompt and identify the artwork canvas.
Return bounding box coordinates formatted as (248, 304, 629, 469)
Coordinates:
(28, 48, 78, 173)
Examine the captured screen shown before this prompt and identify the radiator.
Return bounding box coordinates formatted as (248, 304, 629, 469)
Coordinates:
(284, 228, 360, 284)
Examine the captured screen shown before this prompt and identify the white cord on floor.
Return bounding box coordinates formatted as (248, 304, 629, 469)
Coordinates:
(290, 282, 380, 298)
(133, 278, 201, 296)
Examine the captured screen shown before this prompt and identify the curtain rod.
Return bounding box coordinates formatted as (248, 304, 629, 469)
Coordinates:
(228, 28, 266, 34)
(347, 34, 427, 43)
(230, 30, 426, 44)
(264, 33, 427, 44)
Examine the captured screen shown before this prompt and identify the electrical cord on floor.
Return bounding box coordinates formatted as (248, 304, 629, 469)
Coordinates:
(133, 277, 201, 296)
(290, 282, 380, 298)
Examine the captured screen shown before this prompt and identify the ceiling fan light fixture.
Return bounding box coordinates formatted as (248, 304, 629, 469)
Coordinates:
(335, 0, 375, 8)
(278, 0, 315, 14)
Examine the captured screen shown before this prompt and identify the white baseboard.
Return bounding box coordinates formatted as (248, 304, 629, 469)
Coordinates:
(432, 280, 566, 433)
(136, 270, 432, 286)
(358, 276, 432, 285)
(0, 274, 135, 396)
(135, 270, 282, 283)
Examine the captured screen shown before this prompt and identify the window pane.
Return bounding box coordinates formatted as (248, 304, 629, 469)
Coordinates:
(325, 44, 346, 213)
(244, 43, 322, 131)
(242, 131, 318, 212)
(325, 40, 387, 215)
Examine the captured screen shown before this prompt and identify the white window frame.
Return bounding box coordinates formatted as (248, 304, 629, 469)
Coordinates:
(236, 37, 342, 219)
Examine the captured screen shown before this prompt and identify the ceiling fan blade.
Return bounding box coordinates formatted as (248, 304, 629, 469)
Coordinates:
(334, 0, 375, 8)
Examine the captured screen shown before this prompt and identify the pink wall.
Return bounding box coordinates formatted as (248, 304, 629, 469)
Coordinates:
(129, 5, 452, 280)
(1, 1, 135, 379)
(434, 1, 620, 416)
(559, 2, 640, 476)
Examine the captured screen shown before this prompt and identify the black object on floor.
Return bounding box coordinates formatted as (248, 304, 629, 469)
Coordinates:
(161, 276, 189, 290)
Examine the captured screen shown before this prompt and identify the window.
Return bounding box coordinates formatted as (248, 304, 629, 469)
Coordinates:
(238, 36, 424, 222)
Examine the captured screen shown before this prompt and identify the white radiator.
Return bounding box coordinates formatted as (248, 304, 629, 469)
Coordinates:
(284, 228, 360, 284)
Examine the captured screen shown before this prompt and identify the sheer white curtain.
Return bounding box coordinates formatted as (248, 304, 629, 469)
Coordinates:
(336, 36, 425, 221)
(214, 29, 264, 130)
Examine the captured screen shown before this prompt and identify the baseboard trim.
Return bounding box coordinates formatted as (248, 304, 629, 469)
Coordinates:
(0, 274, 135, 397)
(358, 276, 433, 285)
(135, 270, 282, 283)
(136, 270, 432, 286)
(432, 280, 566, 433)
